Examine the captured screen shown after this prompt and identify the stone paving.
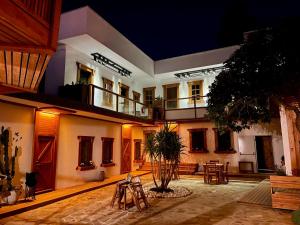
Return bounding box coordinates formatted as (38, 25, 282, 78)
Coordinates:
(0, 175, 293, 225)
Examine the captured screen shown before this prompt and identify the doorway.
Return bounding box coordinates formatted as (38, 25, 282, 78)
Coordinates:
(255, 136, 275, 172)
(33, 136, 56, 193)
(33, 111, 59, 193)
(121, 138, 131, 174)
(163, 84, 179, 109)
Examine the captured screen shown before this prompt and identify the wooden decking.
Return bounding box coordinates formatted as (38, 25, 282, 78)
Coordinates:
(238, 179, 272, 207)
(271, 175, 300, 210)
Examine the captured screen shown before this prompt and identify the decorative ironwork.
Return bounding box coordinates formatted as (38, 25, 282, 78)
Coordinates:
(91, 52, 132, 77)
(174, 66, 223, 79)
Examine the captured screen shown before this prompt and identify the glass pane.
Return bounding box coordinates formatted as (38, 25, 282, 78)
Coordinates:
(192, 131, 205, 150)
(218, 131, 231, 151)
(80, 140, 91, 164)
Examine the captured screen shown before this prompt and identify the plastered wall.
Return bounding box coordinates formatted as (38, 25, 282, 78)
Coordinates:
(0, 102, 35, 187)
(56, 115, 122, 189)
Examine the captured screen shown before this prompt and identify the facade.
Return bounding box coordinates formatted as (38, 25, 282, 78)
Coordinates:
(0, 6, 286, 193)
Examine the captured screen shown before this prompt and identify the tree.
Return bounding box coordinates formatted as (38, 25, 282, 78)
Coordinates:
(145, 124, 184, 192)
(208, 18, 300, 132)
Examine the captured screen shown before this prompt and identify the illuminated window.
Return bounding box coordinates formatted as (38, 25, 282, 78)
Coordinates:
(188, 80, 203, 103)
(143, 87, 155, 106)
(102, 77, 113, 106)
(188, 128, 208, 152)
(101, 137, 114, 165)
(77, 62, 93, 85)
(77, 136, 95, 170)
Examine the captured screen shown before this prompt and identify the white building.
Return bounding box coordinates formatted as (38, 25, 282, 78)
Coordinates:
(0, 6, 285, 192)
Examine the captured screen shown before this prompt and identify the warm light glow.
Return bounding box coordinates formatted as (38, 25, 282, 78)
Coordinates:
(39, 111, 59, 117)
(168, 122, 178, 132)
(122, 124, 133, 129)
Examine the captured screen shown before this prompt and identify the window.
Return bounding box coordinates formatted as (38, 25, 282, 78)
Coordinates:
(77, 136, 95, 170)
(188, 80, 204, 103)
(214, 129, 235, 153)
(143, 87, 155, 106)
(119, 83, 130, 113)
(133, 91, 141, 102)
(134, 139, 142, 162)
(163, 84, 179, 109)
(102, 77, 113, 106)
(77, 62, 93, 85)
(188, 128, 208, 152)
(101, 137, 114, 166)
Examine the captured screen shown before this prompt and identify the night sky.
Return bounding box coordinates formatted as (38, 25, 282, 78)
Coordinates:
(62, 0, 300, 60)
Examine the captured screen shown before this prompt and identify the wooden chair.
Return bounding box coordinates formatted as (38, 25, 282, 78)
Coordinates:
(221, 162, 230, 184)
(206, 163, 219, 184)
(111, 173, 132, 209)
(209, 160, 219, 163)
(129, 176, 150, 211)
(203, 164, 208, 184)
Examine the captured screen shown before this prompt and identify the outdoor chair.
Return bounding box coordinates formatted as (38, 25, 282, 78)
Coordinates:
(111, 174, 149, 211)
(111, 173, 132, 209)
(129, 176, 150, 211)
(222, 162, 230, 184)
(206, 163, 220, 184)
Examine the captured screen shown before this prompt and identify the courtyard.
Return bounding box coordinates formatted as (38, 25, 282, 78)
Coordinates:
(0, 175, 293, 225)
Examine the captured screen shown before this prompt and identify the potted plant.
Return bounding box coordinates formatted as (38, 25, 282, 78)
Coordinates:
(0, 126, 22, 204)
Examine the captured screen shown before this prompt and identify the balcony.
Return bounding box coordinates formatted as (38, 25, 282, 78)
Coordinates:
(58, 84, 151, 120)
(0, 0, 61, 93)
(164, 96, 208, 121)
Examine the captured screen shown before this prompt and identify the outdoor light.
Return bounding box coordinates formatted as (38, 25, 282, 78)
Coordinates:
(37, 107, 76, 115)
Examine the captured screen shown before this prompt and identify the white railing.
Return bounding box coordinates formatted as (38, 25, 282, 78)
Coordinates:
(164, 96, 208, 120)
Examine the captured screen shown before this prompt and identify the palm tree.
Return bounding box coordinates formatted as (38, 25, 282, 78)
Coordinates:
(145, 123, 184, 192)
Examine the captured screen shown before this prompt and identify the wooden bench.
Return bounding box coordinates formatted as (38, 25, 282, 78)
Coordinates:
(270, 175, 300, 210)
(139, 162, 198, 175)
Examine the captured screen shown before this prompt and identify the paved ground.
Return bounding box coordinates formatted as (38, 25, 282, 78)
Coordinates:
(0, 175, 293, 225)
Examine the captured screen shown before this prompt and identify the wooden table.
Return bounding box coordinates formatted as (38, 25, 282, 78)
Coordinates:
(203, 163, 224, 184)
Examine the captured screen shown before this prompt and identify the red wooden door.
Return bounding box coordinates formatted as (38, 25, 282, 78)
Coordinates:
(33, 135, 56, 193)
(121, 138, 131, 174)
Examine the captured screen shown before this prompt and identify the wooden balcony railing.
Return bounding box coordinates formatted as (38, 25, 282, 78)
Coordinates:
(59, 84, 151, 120)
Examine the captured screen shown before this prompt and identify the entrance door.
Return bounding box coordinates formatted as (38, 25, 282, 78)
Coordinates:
(121, 138, 131, 174)
(164, 84, 178, 109)
(33, 135, 56, 193)
(255, 136, 275, 172)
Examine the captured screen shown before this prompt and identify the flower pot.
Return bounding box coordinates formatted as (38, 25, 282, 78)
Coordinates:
(2, 187, 22, 205)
